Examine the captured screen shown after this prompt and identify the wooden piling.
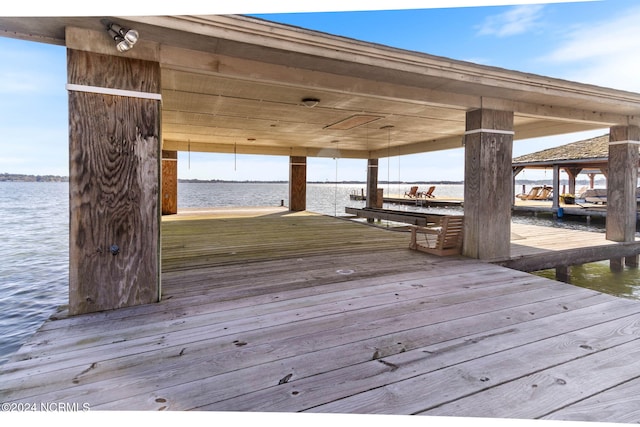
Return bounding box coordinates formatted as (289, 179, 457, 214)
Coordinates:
(606, 126, 639, 243)
(289, 156, 307, 211)
(463, 108, 514, 260)
(162, 150, 178, 215)
(67, 49, 161, 315)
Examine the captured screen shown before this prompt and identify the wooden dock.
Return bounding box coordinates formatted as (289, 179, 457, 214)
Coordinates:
(498, 222, 640, 272)
(384, 196, 463, 208)
(511, 199, 640, 226)
(350, 193, 464, 209)
(2, 207, 640, 423)
(353, 194, 632, 225)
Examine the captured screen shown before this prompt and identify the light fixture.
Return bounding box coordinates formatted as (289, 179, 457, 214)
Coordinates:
(102, 19, 139, 52)
(301, 97, 320, 108)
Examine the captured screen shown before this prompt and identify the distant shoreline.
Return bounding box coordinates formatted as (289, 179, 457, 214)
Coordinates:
(1, 174, 605, 187)
(0, 173, 68, 182)
(177, 179, 466, 185)
(0, 174, 464, 185)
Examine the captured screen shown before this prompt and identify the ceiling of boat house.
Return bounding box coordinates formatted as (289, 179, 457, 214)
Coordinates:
(2, 14, 640, 160)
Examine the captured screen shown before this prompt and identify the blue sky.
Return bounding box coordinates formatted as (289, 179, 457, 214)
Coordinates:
(1, 0, 639, 182)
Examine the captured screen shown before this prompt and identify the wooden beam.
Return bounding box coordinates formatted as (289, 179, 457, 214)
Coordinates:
(66, 26, 159, 62)
(564, 167, 583, 195)
(463, 109, 514, 260)
(495, 241, 640, 272)
(161, 139, 369, 159)
(68, 49, 161, 315)
(158, 44, 637, 127)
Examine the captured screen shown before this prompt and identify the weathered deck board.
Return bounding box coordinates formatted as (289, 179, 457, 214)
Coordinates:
(199, 293, 624, 413)
(8, 264, 514, 367)
(161, 209, 412, 271)
(510, 223, 612, 255)
(308, 305, 640, 415)
(422, 317, 640, 419)
(94, 284, 595, 409)
(542, 375, 640, 423)
(2, 207, 640, 423)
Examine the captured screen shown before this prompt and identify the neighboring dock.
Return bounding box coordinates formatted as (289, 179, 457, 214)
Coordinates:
(355, 191, 631, 225)
(350, 191, 463, 209)
(513, 199, 611, 223)
(385, 196, 463, 208)
(2, 207, 640, 423)
(498, 222, 640, 273)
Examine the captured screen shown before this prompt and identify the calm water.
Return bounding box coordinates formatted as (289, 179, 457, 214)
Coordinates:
(0, 181, 637, 365)
(0, 182, 69, 366)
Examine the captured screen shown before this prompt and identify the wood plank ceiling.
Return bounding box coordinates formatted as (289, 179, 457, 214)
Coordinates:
(1, 14, 640, 159)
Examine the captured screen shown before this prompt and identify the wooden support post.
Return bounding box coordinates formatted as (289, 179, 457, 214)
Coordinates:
(162, 150, 178, 215)
(565, 167, 582, 196)
(463, 109, 514, 260)
(555, 265, 571, 283)
(68, 49, 161, 315)
(512, 166, 524, 205)
(289, 156, 307, 211)
(606, 126, 639, 243)
(366, 158, 379, 209)
(610, 258, 624, 273)
(366, 159, 380, 223)
(552, 164, 560, 209)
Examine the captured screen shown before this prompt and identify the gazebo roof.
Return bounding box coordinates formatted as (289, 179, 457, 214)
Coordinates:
(513, 134, 609, 168)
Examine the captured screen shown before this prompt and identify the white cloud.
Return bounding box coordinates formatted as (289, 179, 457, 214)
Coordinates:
(544, 8, 640, 63)
(476, 4, 545, 37)
(539, 6, 640, 92)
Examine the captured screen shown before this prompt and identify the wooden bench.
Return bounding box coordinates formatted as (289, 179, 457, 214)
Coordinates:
(409, 215, 464, 256)
(345, 207, 444, 226)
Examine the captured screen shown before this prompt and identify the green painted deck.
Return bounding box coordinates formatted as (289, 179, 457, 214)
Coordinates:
(2, 207, 640, 423)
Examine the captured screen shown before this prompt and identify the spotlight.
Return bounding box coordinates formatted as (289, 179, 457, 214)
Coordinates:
(102, 19, 139, 52)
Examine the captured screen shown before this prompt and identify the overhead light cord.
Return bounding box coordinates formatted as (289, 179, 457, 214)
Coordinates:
(387, 127, 391, 200)
(334, 141, 339, 217)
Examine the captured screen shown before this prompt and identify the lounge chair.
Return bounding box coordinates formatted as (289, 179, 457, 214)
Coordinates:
(409, 215, 464, 256)
(516, 186, 541, 200)
(533, 186, 553, 200)
(404, 186, 419, 198)
(420, 185, 436, 198)
(576, 186, 588, 198)
(583, 188, 607, 204)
